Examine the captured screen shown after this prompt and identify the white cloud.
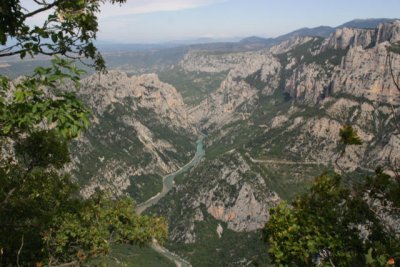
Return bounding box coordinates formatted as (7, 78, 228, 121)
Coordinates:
(99, 0, 227, 18)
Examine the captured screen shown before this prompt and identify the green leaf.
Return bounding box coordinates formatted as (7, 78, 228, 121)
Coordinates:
(51, 33, 58, 43)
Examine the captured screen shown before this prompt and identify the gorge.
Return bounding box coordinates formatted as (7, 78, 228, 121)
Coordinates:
(65, 20, 400, 266)
(2, 18, 400, 266)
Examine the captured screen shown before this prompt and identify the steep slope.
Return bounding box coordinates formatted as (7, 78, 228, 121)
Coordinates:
(148, 151, 279, 266)
(146, 21, 400, 266)
(202, 20, 400, 173)
(338, 18, 398, 29)
(68, 71, 197, 203)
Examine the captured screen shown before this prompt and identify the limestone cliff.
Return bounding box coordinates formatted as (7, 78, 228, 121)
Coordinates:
(321, 20, 400, 51)
(68, 71, 196, 201)
(152, 151, 280, 238)
(187, 51, 281, 130)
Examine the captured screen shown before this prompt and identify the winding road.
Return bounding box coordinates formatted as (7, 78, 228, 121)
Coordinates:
(136, 137, 206, 267)
(249, 157, 375, 173)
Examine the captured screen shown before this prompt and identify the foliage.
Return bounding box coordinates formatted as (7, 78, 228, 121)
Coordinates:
(149, 202, 270, 267)
(0, 0, 126, 71)
(388, 43, 400, 55)
(0, 67, 168, 265)
(0, 150, 167, 266)
(339, 125, 363, 145)
(264, 172, 400, 267)
(89, 243, 176, 267)
(0, 1, 168, 266)
(0, 56, 90, 139)
(244, 69, 269, 90)
(43, 193, 167, 265)
(157, 68, 227, 106)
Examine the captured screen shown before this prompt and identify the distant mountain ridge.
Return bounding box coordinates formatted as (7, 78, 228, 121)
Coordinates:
(239, 18, 399, 46)
(94, 18, 398, 53)
(338, 18, 398, 29)
(150, 20, 400, 265)
(61, 20, 400, 266)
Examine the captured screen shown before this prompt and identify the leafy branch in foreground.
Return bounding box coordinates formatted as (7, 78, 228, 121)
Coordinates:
(0, 58, 167, 266)
(1, 0, 126, 71)
(1, 1, 168, 266)
(265, 171, 400, 267)
(334, 125, 363, 173)
(0, 56, 90, 139)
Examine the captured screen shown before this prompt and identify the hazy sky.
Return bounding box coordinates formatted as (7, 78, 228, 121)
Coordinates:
(23, 0, 400, 43)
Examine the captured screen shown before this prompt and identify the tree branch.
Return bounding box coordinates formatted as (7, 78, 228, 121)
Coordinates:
(0, 43, 20, 54)
(49, 260, 79, 267)
(387, 49, 400, 92)
(0, 49, 29, 58)
(0, 187, 17, 209)
(16, 235, 24, 267)
(22, 0, 62, 20)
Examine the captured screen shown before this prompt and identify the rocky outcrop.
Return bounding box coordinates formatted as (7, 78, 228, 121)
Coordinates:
(322, 20, 400, 51)
(376, 20, 400, 44)
(331, 43, 400, 102)
(80, 71, 194, 131)
(270, 36, 317, 54)
(181, 49, 271, 74)
(204, 181, 278, 231)
(190, 74, 258, 129)
(284, 63, 333, 103)
(189, 52, 281, 129)
(68, 71, 196, 200)
(159, 151, 280, 246)
(322, 27, 376, 50)
(284, 22, 400, 105)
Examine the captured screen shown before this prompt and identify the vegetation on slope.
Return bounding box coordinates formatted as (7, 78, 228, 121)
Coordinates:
(158, 67, 227, 106)
(0, 1, 168, 265)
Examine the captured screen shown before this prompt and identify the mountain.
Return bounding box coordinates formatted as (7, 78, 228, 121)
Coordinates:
(2, 18, 398, 79)
(239, 36, 272, 44)
(143, 20, 400, 266)
(338, 18, 398, 29)
(237, 18, 399, 48)
(93, 19, 398, 56)
(59, 19, 400, 266)
(165, 37, 242, 45)
(67, 72, 197, 203)
(275, 25, 335, 41)
(4, 19, 400, 265)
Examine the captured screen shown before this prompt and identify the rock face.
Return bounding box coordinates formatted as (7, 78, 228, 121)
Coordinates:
(154, 151, 280, 241)
(198, 153, 279, 232)
(80, 71, 193, 130)
(68, 71, 196, 201)
(186, 50, 281, 129)
(331, 43, 400, 102)
(270, 36, 316, 54)
(322, 27, 377, 50)
(284, 63, 333, 103)
(181, 49, 271, 74)
(321, 20, 400, 51)
(283, 25, 400, 105)
(151, 22, 400, 261)
(59, 20, 400, 266)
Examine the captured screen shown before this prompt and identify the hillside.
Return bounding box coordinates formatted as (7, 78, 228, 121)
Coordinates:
(13, 19, 397, 266)
(67, 72, 197, 203)
(142, 20, 400, 266)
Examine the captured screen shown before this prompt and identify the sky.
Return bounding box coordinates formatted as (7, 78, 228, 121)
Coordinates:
(23, 0, 400, 43)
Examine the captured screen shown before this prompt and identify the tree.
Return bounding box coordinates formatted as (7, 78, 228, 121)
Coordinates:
(265, 45, 400, 266)
(0, 0, 126, 71)
(265, 171, 400, 267)
(265, 121, 399, 266)
(0, 1, 167, 266)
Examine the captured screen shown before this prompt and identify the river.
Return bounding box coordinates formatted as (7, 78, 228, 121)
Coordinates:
(136, 136, 206, 266)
